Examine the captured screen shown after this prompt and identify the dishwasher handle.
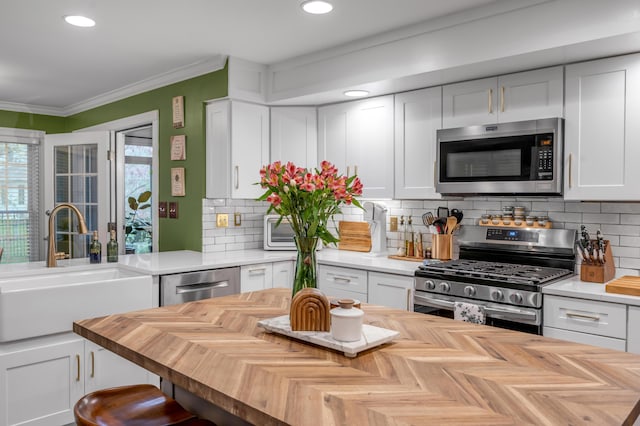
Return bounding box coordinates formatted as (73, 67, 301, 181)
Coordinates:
(175, 280, 229, 294)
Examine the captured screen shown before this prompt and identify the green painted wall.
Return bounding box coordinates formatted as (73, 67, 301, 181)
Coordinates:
(0, 110, 65, 133)
(65, 66, 228, 251)
(0, 65, 228, 252)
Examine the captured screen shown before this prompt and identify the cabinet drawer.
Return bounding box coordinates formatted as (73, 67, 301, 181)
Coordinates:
(543, 327, 626, 352)
(318, 265, 367, 295)
(543, 295, 626, 339)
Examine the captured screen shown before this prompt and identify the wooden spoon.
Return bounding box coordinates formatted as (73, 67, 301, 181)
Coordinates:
(446, 216, 457, 234)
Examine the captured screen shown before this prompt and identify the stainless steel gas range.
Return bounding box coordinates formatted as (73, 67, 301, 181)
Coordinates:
(414, 226, 576, 334)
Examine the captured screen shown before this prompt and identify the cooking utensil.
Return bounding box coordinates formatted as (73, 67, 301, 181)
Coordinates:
(445, 216, 457, 234)
(432, 218, 446, 234)
(437, 207, 449, 218)
(450, 209, 463, 224)
(422, 212, 435, 227)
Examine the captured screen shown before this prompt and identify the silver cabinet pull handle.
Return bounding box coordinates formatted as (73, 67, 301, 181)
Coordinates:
(90, 351, 95, 378)
(234, 165, 239, 189)
(176, 281, 229, 294)
(566, 311, 600, 321)
(332, 275, 352, 283)
(500, 86, 505, 112)
(406, 288, 412, 311)
(347, 166, 350, 176)
(248, 267, 267, 274)
(354, 165, 358, 175)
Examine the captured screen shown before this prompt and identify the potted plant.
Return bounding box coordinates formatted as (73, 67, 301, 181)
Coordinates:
(125, 190, 152, 254)
(258, 161, 363, 296)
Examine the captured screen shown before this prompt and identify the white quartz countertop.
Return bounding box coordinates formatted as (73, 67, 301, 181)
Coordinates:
(543, 275, 640, 306)
(1, 249, 422, 278)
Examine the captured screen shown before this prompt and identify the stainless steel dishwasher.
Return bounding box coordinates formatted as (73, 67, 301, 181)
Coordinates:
(160, 267, 240, 306)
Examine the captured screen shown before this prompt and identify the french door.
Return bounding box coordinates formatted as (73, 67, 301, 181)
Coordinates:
(43, 132, 110, 259)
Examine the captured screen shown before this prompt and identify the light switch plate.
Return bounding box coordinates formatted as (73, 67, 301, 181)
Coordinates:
(234, 212, 241, 226)
(390, 216, 398, 232)
(169, 202, 178, 219)
(216, 213, 229, 228)
(158, 202, 167, 218)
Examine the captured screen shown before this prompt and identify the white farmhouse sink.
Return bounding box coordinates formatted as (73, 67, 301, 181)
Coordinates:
(0, 267, 152, 342)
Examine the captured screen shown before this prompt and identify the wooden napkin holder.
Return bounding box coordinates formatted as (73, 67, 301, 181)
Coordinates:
(580, 240, 615, 283)
(290, 288, 331, 331)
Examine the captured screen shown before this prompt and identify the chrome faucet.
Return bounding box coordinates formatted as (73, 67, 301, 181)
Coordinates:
(46, 203, 89, 267)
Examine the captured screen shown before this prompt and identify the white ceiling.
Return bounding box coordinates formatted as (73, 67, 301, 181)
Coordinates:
(0, 0, 501, 112)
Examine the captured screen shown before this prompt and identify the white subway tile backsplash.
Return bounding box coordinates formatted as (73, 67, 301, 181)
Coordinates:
(582, 213, 620, 224)
(202, 197, 640, 275)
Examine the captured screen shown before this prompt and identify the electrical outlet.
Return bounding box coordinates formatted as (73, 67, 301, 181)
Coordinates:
(234, 212, 241, 226)
(390, 216, 398, 232)
(216, 213, 229, 228)
(158, 201, 167, 218)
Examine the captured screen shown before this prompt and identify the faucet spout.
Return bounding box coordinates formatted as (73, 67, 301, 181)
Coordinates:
(46, 203, 89, 267)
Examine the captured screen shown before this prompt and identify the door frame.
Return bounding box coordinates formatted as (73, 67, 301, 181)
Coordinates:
(75, 111, 159, 253)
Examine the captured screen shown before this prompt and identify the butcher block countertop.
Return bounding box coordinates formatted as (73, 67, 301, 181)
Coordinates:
(74, 289, 640, 426)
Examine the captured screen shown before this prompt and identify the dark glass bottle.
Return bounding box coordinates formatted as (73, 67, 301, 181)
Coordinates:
(107, 230, 118, 263)
(89, 230, 101, 264)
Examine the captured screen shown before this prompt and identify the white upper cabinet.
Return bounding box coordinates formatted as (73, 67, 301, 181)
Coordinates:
(206, 99, 269, 199)
(394, 87, 442, 199)
(270, 107, 317, 169)
(318, 96, 394, 199)
(443, 66, 563, 128)
(564, 54, 640, 200)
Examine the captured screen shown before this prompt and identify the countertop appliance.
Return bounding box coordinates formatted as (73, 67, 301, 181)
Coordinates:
(414, 226, 576, 334)
(160, 267, 240, 306)
(436, 118, 563, 195)
(264, 214, 296, 250)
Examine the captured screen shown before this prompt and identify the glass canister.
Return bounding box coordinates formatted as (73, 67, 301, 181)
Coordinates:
(330, 299, 364, 342)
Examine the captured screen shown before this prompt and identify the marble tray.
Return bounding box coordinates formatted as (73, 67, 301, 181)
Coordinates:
(257, 315, 399, 357)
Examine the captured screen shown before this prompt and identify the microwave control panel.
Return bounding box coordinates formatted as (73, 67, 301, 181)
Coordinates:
(535, 135, 554, 180)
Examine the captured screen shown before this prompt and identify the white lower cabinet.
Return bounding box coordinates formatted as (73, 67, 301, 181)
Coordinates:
(318, 265, 368, 302)
(272, 261, 294, 289)
(368, 272, 414, 311)
(241, 263, 274, 292)
(543, 295, 627, 351)
(0, 334, 152, 426)
(627, 306, 640, 354)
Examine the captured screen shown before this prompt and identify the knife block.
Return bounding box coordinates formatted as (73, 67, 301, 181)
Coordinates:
(580, 240, 615, 283)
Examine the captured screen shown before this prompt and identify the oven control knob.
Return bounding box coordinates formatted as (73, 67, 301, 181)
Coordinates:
(491, 290, 504, 301)
(425, 280, 436, 290)
(439, 282, 450, 292)
(463, 286, 476, 297)
(510, 293, 524, 304)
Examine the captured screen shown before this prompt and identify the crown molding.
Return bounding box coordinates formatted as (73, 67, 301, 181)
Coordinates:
(0, 101, 65, 116)
(63, 55, 228, 116)
(0, 55, 228, 118)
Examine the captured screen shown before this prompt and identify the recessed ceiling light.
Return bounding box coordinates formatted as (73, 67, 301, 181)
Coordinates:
(301, 1, 334, 15)
(64, 15, 96, 27)
(344, 90, 369, 97)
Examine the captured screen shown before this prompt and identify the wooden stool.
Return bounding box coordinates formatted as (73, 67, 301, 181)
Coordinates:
(74, 384, 216, 426)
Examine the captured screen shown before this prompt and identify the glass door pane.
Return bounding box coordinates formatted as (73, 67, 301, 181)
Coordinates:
(44, 132, 109, 260)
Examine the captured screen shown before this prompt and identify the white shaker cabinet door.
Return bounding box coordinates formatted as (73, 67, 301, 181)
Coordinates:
(0, 337, 84, 426)
(231, 101, 270, 199)
(272, 260, 294, 289)
(318, 102, 350, 174)
(443, 77, 497, 128)
(270, 107, 317, 169)
(394, 87, 442, 199)
(241, 263, 273, 293)
(564, 54, 640, 200)
(368, 272, 414, 311)
(628, 306, 640, 354)
(497, 66, 563, 123)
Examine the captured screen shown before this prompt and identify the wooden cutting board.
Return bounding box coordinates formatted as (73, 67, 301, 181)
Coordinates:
(605, 275, 640, 296)
(338, 221, 371, 252)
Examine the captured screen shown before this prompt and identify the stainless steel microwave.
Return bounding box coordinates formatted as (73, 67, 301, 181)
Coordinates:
(264, 215, 296, 250)
(435, 118, 563, 195)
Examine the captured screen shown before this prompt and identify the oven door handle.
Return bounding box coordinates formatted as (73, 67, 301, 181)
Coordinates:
(414, 294, 455, 310)
(414, 294, 537, 321)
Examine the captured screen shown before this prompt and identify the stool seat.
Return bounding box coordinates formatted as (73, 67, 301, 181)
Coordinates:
(74, 384, 215, 426)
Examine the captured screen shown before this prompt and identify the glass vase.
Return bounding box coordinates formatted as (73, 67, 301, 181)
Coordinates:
(292, 236, 318, 296)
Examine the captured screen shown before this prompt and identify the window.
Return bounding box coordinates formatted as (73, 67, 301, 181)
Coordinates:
(0, 129, 43, 263)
